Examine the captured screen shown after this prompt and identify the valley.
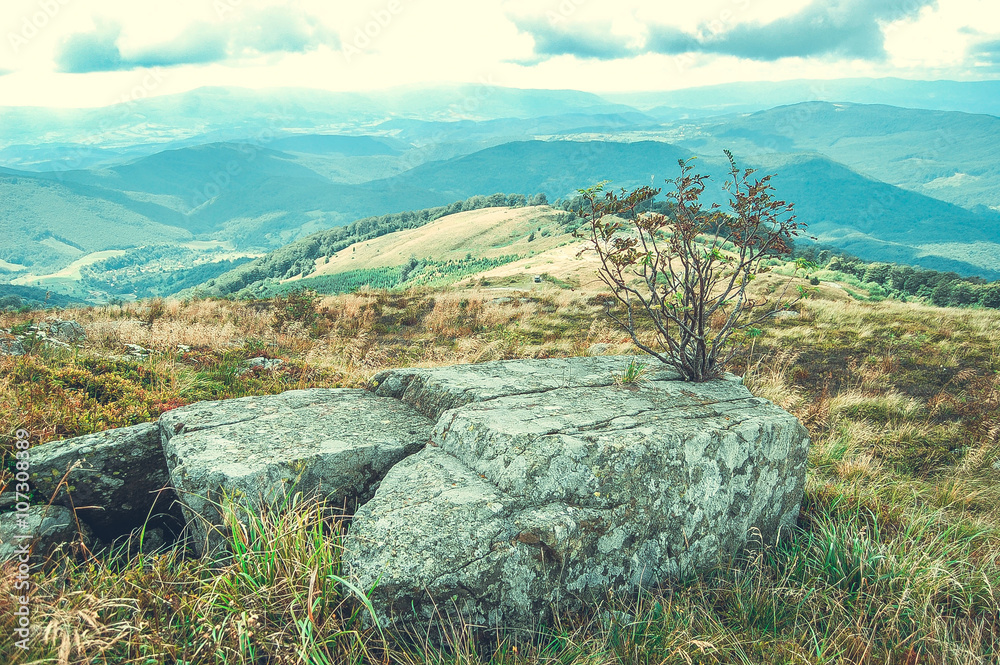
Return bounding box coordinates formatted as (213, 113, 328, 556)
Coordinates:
(2, 80, 1000, 306)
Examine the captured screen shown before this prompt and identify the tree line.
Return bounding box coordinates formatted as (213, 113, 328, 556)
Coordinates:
(197, 192, 549, 298)
(795, 247, 1000, 309)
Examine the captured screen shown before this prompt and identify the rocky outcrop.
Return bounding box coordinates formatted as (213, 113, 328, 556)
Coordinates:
(34, 320, 87, 343)
(0, 319, 86, 355)
(344, 370, 809, 629)
(29, 422, 183, 541)
(0, 355, 810, 632)
(0, 335, 25, 356)
(159, 388, 433, 555)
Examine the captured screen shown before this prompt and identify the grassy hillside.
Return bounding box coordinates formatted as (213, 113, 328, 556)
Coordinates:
(1, 278, 998, 663)
(300, 206, 571, 275)
(255, 206, 574, 297)
(0, 172, 192, 273)
(194, 194, 551, 298)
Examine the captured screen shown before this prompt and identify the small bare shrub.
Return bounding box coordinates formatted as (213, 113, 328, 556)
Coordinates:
(578, 152, 806, 381)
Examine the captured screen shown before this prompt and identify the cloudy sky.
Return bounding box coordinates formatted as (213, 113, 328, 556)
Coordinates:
(0, 0, 998, 107)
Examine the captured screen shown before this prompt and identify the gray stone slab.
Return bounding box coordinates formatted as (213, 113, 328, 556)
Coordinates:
(345, 376, 808, 629)
(159, 388, 434, 555)
(0, 505, 82, 563)
(371, 355, 692, 420)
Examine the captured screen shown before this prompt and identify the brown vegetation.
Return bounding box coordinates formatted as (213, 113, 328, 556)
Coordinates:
(1, 283, 998, 663)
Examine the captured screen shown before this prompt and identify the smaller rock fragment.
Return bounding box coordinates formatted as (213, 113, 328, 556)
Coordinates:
(0, 505, 86, 563)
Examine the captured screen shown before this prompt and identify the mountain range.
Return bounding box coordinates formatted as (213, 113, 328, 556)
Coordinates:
(2, 78, 999, 301)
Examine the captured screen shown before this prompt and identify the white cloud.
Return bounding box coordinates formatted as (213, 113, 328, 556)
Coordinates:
(885, 0, 1000, 70)
(0, 0, 995, 107)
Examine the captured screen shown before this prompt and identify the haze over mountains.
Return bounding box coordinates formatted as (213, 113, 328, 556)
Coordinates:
(606, 78, 1000, 118)
(2, 77, 999, 304)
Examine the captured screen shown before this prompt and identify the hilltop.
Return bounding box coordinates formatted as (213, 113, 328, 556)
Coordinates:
(286, 205, 575, 289)
(190, 195, 556, 298)
(200, 197, 1000, 306)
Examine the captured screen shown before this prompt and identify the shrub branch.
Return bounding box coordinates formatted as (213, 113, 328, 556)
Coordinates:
(578, 152, 805, 381)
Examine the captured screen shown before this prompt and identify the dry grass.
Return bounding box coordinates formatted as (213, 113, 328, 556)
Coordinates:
(0, 288, 624, 450)
(2, 286, 999, 663)
(303, 206, 573, 280)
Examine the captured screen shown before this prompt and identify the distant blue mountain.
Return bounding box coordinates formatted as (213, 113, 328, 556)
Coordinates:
(607, 78, 1000, 117)
(3, 82, 1000, 285)
(269, 135, 404, 156)
(373, 140, 1000, 278)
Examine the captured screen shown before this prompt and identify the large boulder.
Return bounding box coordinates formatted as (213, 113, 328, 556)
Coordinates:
(29, 422, 183, 542)
(159, 388, 434, 555)
(345, 371, 810, 629)
(371, 355, 681, 420)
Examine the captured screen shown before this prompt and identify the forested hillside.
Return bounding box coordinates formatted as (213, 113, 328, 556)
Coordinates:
(194, 193, 556, 298)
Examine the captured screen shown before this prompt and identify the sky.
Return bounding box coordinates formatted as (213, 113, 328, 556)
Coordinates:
(0, 0, 998, 107)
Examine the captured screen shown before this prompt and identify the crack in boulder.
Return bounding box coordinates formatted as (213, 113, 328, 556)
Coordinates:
(345, 359, 809, 629)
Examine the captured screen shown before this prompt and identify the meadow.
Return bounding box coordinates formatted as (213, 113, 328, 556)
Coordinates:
(1, 278, 998, 664)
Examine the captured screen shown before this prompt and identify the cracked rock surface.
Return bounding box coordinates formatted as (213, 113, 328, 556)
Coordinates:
(371, 355, 689, 420)
(345, 370, 809, 629)
(0, 354, 809, 630)
(159, 388, 433, 555)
